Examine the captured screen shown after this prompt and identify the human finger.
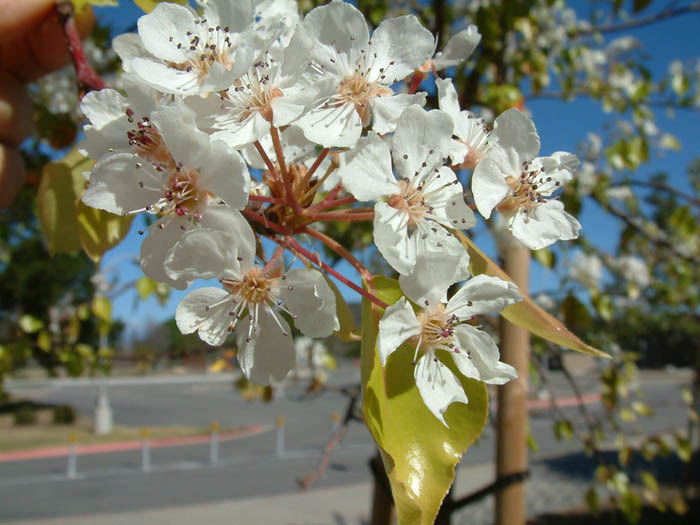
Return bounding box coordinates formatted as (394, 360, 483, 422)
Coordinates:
(0, 71, 34, 147)
(0, 1, 94, 83)
(0, 143, 26, 210)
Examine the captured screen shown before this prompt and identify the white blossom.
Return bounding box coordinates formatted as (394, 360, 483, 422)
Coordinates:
(472, 108, 581, 250)
(82, 104, 250, 288)
(338, 106, 475, 275)
(296, 0, 433, 147)
(377, 253, 521, 426)
(166, 228, 339, 385)
(569, 251, 603, 289)
(127, 0, 257, 96)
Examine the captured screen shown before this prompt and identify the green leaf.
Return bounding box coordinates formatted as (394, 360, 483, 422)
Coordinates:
(533, 247, 556, 268)
(324, 276, 359, 342)
(136, 276, 158, 300)
(19, 315, 44, 334)
(91, 296, 112, 322)
(37, 331, 52, 352)
(456, 232, 609, 358)
(361, 276, 489, 525)
(37, 148, 93, 256)
(76, 201, 134, 262)
(73, 0, 119, 13)
(133, 0, 187, 13)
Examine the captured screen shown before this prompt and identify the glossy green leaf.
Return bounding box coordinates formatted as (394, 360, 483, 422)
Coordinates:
(133, 0, 187, 13)
(324, 276, 359, 342)
(37, 148, 92, 256)
(361, 276, 488, 525)
(456, 232, 609, 358)
(76, 201, 134, 263)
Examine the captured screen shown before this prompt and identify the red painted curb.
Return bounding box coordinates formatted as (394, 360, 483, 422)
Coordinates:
(0, 424, 266, 463)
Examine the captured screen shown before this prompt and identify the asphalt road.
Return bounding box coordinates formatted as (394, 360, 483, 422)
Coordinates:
(0, 366, 691, 522)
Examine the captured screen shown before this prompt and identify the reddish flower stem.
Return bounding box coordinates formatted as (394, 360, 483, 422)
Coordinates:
(253, 141, 281, 183)
(300, 148, 330, 190)
(56, 1, 106, 98)
(308, 186, 349, 212)
(285, 236, 387, 309)
(408, 71, 425, 95)
(248, 194, 283, 205)
(243, 209, 288, 236)
(270, 126, 303, 218)
(263, 240, 287, 274)
(301, 226, 378, 296)
(309, 210, 375, 222)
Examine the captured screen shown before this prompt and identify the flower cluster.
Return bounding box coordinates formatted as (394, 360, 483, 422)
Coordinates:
(79, 0, 582, 423)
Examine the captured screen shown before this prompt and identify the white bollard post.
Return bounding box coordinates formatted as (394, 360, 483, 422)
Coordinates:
(141, 427, 151, 471)
(276, 416, 285, 458)
(209, 420, 219, 464)
(66, 433, 77, 479)
(94, 385, 113, 435)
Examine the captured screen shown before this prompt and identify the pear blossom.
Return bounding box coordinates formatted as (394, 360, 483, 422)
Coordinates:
(436, 77, 491, 168)
(165, 228, 339, 385)
(472, 108, 581, 250)
(79, 73, 175, 161)
(128, 0, 256, 96)
(296, 0, 433, 147)
(82, 104, 250, 288)
(338, 106, 475, 275)
(377, 253, 521, 426)
(187, 25, 316, 149)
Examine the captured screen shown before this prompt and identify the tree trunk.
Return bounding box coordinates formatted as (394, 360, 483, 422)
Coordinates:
(495, 243, 531, 525)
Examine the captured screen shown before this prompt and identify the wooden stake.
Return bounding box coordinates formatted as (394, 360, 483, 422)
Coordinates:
(495, 243, 531, 525)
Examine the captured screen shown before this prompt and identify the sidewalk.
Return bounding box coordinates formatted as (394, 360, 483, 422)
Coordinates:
(3, 459, 591, 525)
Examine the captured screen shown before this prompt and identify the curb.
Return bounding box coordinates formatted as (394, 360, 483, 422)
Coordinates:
(0, 424, 268, 463)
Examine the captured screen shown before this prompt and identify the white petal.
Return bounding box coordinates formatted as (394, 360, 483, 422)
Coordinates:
(392, 106, 453, 178)
(278, 269, 339, 338)
(471, 157, 510, 219)
(493, 108, 540, 165)
(82, 153, 161, 215)
(374, 202, 414, 275)
(433, 26, 481, 70)
(237, 308, 294, 385)
(140, 216, 191, 289)
(377, 297, 421, 365)
(205, 0, 254, 34)
(452, 325, 517, 385)
(436, 78, 460, 120)
(198, 204, 257, 267)
(137, 2, 192, 63)
(131, 58, 201, 96)
(112, 33, 149, 73)
(423, 166, 476, 230)
(199, 142, 250, 210)
(80, 88, 129, 130)
(304, 1, 369, 69)
(176, 287, 233, 346)
(509, 200, 581, 250)
(370, 92, 426, 135)
(414, 354, 468, 427)
(297, 100, 363, 148)
(149, 105, 209, 169)
(369, 15, 434, 81)
(338, 132, 397, 201)
(165, 228, 241, 283)
(446, 274, 522, 318)
(398, 251, 464, 307)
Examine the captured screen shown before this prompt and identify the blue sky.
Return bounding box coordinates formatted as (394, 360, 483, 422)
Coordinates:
(92, 2, 700, 339)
